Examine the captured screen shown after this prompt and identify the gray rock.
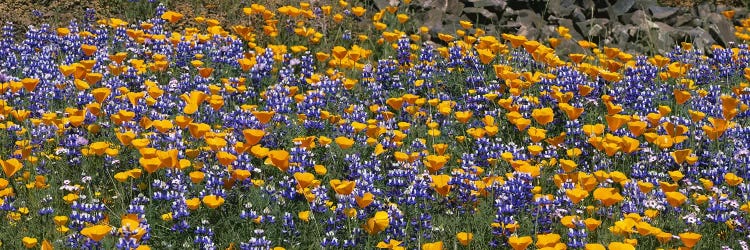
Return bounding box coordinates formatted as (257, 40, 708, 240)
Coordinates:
(424, 8, 446, 33)
(504, 9, 547, 40)
(515, 9, 546, 28)
(649, 6, 679, 19)
(547, 0, 577, 17)
(648, 27, 675, 54)
(668, 29, 689, 43)
(610, 0, 635, 16)
(580, 0, 595, 10)
(696, 3, 714, 17)
(610, 22, 632, 44)
(683, 27, 716, 53)
(468, 0, 507, 9)
(463, 7, 499, 21)
(619, 11, 638, 25)
(572, 7, 587, 22)
(504, 7, 517, 16)
(705, 12, 736, 47)
(673, 12, 698, 27)
(516, 24, 541, 40)
(576, 19, 609, 38)
(540, 25, 558, 39)
(655, 21, 677, 33)
(556, 18, 584, 40)
(446, 0, 465, 14)
(628, 10, 648, 26)
(633, 0, 659, 11)
(553, 38, 587, 55)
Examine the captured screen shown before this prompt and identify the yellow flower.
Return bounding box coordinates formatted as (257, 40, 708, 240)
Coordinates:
(396, 14, 409, 23)
(376, 239, 404, 250)
(351, 6, 366, 17)
(298, 210, 311, 222)
(456, 232, 474, 246)
(508, 236, 532, 250)
(22, 237, 37, 249)
(186, 197, 201, 210)
(41, 239, 53, 250)
(422, 241, 443, 250)
(202, 195, 225, 209)
(334, 136, 355, 149)
(161, 212, 173, 222)
(725, 173, 744, 186)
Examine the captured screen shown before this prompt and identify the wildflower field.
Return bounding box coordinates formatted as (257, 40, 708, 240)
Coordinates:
(2, 1, 750, 249)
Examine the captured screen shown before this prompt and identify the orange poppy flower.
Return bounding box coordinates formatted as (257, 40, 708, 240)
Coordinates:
(268, 150, 290, 171)
(252, 111, 276, 124)
(232, 169, 252, 181)
(702, 117, 729, 140)
(330, 179, 355, 195)
(531, 108, 554, 125)
(293, 172, 315, 189)
(152, 120, 173, 133)
(181, 91, 208, 115)
(189, 171, 205, 183)
(670, 149, 692, 165)
(355, 192, 374, 208)
(508, 236, 532, 250)
(674, 89, 691, 104)
(364, 211, 389, 234)
(242, 129, 265, 146)
(679, 232, 702, 248)
(422, 241, 444, 250)
(665, 191, 687, 207)
(593, 187, 623, 206)
(81, 224, 112, 242)
(430, 174, 452, 196)
(535, 233, 561, 248)
(564, 186, 587, 203)
(424, 155, 448, 173)
(582, 124, 605, 136)
(527, 127, 547, 143)
(139, 157, 161, 174)
(89, 142, 110, 156)
(161, 11, 184, 23)
(1, 158, 22, 178)
(216, 151, 237, 167)
(608, 242, 635, 250)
